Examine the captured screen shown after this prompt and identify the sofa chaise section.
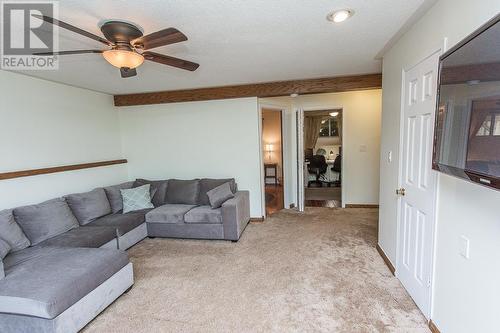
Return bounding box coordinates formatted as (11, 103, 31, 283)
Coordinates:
(0, 247, 133, 333)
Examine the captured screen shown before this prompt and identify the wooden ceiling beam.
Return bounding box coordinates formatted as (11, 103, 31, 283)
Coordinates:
(113, 73, 382, 106)
(441, 62, 500, 85)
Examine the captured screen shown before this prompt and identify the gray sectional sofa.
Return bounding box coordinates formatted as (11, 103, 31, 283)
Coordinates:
(0, 178, 250, 333)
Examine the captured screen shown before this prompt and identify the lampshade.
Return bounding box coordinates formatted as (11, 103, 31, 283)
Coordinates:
(102, 50, 144, 69)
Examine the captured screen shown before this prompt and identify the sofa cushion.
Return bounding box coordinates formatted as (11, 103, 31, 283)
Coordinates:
(89, 209, 150, 236)
(133, 179, 168, 207)
(207, 182, 235, 208)
(184, 206, 223, 224)
(37, 226, 117, 249)
(0, 210, 30, 252)
(166, 179, 200, 205)
(0, 247, 129, 319)
(198, 178, 236, 205)
(13, 198, 79, 246)
(146, 204, 197, 224)
(104, 181, 134, 214)
(121, 185, 154, 214)
(0, 238, 10, 259)
(65, 188, 112, 225)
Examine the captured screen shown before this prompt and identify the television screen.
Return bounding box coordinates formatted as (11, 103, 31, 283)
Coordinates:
(433, 15, 500, 189)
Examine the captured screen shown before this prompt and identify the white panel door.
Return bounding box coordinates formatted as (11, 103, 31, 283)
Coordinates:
(397, 52, 439, 318)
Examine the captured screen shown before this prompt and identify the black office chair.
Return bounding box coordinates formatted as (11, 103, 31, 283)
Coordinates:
(308, 155, 328, 187)
(332, 154, 341, 186)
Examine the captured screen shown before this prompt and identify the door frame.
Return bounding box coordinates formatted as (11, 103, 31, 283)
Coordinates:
(298, 105, 346, 208)
(259, 103, 288, 217)
(395, 40, 447, 319)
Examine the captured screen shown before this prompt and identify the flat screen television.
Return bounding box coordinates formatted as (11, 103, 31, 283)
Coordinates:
(433, 14, 500, 190)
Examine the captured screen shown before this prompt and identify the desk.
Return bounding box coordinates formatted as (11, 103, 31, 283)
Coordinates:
(264, 163, 278, 185)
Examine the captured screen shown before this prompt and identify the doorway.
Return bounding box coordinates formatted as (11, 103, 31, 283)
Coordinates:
(262, 108, 284, 215)
(303, 109, 343, 208)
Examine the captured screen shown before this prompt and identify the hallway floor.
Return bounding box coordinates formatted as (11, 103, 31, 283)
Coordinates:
(84, 208, 429, 333)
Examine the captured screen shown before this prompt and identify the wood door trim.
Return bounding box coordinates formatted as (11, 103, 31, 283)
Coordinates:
(114, 73, 382, 106)
(376, 244, 396, 275)
(0, 159, 128, 180)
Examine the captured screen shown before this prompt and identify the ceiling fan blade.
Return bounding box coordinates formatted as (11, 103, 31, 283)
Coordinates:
(143, 51, 199, 71)
(120, 67, 137, 78)
(33, 50, 103, 56)
(32, 14, 112, 46)
(132, 28, 187, 50)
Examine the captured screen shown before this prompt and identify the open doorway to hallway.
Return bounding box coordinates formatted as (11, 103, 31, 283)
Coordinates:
(304, 109, 343, 208)
(262, 108, 284, 215)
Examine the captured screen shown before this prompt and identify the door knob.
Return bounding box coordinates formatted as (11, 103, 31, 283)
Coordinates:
(396, 188, 406, 196)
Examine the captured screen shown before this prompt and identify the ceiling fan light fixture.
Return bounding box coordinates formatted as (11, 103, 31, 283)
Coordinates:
(102, 49, 144, 69)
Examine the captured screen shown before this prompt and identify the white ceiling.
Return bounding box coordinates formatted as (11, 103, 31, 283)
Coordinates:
(11, 0, 427, 94)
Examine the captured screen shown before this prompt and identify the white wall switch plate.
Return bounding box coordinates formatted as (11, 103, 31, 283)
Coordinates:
(388, 151, 392, 162)
(459, 235, 470, 259)
(359, 144, 367, 152)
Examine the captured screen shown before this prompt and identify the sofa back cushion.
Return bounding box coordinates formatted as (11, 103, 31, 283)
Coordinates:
(133, 179, 168, 207)
(65, 188, 112, 225)
(166, 179, 200, 205)
(104, 181, 134, 213)
(0, 210, 30, 252)
(13, 198, 79, 246)
(198, 178, 237, 205)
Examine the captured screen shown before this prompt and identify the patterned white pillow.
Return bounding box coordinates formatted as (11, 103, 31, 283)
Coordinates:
(120, 184, 154, 214)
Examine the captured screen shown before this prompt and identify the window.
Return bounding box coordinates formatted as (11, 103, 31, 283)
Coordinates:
(476, 118, 492, 136)
(476, 113, 500, 136)
(319, 117, 339, 137)
(494, 114, 500, 136)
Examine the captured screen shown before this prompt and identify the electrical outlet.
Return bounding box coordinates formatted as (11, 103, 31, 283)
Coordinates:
(459, 236, 470, 259)
(359, 144, 367, 152)
(388, 151, 392, 163)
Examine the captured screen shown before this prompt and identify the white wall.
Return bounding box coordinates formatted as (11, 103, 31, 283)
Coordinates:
(262, 89, 382, 207)
(118, 97, 263, 217)
(378, 1, 500, 332)
(0, 70, 128, 210)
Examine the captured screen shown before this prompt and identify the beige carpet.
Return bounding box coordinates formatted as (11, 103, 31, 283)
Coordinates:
(83, 208, 429, 333)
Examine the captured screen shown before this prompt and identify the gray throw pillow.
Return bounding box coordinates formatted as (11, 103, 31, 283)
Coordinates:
(133, 179, 167, 207)
(65, 188, 112, 225)
(121, 184, 154, 214)
(13, 198, 79, 246)
(104, 181, 134, 213)
(206, 182, 235, 208)
(0, 209, 30, 252)
(166, 179, 200, 205)
(199, 178, 236, 205)
(0, 238, 10, 260)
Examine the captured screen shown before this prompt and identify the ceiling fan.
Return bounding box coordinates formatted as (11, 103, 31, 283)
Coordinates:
(32, 15, 199, 78)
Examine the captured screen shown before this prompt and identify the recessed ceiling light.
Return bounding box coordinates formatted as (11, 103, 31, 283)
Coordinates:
(290, 93, 299, 98)
(327, 9, 354, 23)
(330, 111, 339, 117)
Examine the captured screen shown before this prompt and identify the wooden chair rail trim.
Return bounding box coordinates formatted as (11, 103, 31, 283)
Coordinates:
(0, 159, 128, 180)
(113, 73, 382, 106)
